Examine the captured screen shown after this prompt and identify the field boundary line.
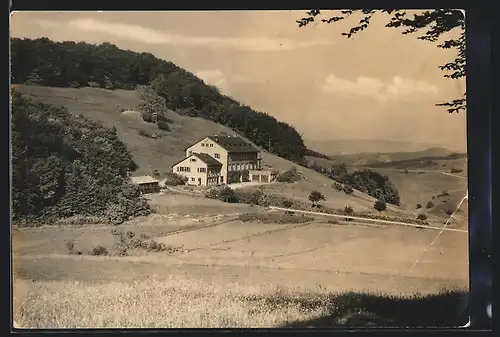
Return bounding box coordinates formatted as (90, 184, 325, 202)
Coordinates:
(268, 206, 467, 233)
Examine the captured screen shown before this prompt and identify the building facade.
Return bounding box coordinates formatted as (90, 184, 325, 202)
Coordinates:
(172, 153, 222, 186)
(184, 135, 262, 184)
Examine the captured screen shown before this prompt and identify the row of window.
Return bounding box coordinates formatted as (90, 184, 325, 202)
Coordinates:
(177, 167, 190, 172)
(201, 143, 214, 147)
(228, 163, 257, 171)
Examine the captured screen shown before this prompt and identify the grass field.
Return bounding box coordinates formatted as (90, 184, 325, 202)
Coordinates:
(12, 85, 469, 328)
(13, 193, 469, 328)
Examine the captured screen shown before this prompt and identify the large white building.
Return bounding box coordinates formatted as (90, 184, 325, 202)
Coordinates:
(172, 134, 274, 186)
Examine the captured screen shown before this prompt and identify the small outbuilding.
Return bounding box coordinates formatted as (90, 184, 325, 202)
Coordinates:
(129, 175, 160, 194)
(248, 169, 278, 183)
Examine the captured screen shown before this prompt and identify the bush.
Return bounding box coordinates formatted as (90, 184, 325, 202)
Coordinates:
(450, 168, 463, 173)
(138, 129, 153, 138)
(416, 204, 422, 209)
(165, 172, 187, 186)
(152, 169, 160, 177)
(445, 208, 454, 215)
(157, 121, 170, 131)
(218, 187, 239, 203)
(417, 213, 428, 221)
(374, 200, 387, 212)
(276, 167, 301, 183)
(437, 190, 450, 198)
(309, 190, 326, 207)
(91, 245, 108, 256)
(344, 206, 354, 215)
(343, 185, 354, 195)
(426, 201, 435, 209)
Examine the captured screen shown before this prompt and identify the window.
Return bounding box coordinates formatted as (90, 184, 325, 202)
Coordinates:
(178, 167, 191, 172)
(191, 177, 195, 181)
(214, 153, 220, 159)
(190, 158, 197, 162)
(210, 144, 214, 147)
(198, 168, 206, 173)
(201, 143, 205, 147)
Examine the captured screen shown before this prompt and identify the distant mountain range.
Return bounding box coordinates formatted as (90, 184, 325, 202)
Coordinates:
(305, 139, 450, 156)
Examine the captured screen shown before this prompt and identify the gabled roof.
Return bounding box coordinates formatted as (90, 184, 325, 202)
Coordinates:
(171, 153, 222, 168)
(129, 175, 159, 184)
(207, 135, 259, 153)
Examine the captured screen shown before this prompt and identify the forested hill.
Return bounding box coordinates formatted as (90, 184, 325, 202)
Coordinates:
(11, 37, 308, 164)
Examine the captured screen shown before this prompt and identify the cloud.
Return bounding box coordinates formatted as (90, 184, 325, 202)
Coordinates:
(34, 18, 334, 52)
(322, 74, 438, 101)
(195, 70, 229, 93)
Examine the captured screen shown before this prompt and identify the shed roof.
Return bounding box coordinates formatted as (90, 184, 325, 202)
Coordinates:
(129, 175, 159, 185)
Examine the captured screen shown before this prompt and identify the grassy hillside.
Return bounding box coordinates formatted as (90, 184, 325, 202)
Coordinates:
(15, 85, 410, 217)
(305, 154, 467, 219)
(11, 38, 307, 164)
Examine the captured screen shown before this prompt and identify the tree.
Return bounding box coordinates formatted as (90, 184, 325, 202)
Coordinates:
(417, 213, 428, 221)
(309, 190, 326, 207)
(426, 201, 435, 209)
(297, 9, 465, 113)
(374, 199, 387, 212)
(344, 206, 354, 215)
(416, 203, 422, 209)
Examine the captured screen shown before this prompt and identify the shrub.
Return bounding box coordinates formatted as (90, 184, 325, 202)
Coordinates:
(445, 208, 454, 216)
(138, 129, 153, 138)
(450, 168, 463, 173)
(416, 203, 422, 209)
(218, 187, 239, 203)
(309, 190, 326, 207)
(373, 200, 387, 212)
(437, 190, 450, 198)
(204, 188, 220, 199)
(344, 206, 354, 215)
(426, 201, 435, 209)
(91, 245, 108, 256)
(417, 213, 428, 221)
(276, 167, 301, 183)
(157, 121, 170, 131)
(165, 172, 187, 186)
(140, 111, 153, 123)
(66, 240, 75, 254)
(152, 169, 160, 177)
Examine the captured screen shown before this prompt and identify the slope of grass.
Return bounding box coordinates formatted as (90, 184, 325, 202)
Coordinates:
(14, 85, 390, 215)
(13, 277, 467, 328)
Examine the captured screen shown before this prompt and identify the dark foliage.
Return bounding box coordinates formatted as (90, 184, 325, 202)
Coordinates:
(11, 91, 150, 225)
(164, 172, 188, 186)
(344, 206, 354, 215)
(297, 9, 465, 113)
(416, 203, 422, 209)
(417, 213, 428, 221)
(311, 163, 400, 205)
(276, 167, 301, 183)
(426, 201, 435, 209)
(205, 186, 239, 203)
(11, 38, 308, 164)
(309, 190, 326, 207)
(450, 167, 463, 173)
(157, 121, 170, 131)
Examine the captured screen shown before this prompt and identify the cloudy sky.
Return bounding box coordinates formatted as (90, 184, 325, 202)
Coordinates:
(10, 11, 467, 151)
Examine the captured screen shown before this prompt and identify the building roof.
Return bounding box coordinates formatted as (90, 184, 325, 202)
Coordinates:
(171, 153, 222, 168)
(194, 153, 223, 166)
(207, 135, 259, 153)
(129, 175, 159, 185)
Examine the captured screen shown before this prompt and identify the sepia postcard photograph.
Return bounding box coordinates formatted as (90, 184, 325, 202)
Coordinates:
(11, 9, 469, 329)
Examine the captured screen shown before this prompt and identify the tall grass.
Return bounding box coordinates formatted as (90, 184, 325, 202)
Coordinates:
(13, 277, 467, 329)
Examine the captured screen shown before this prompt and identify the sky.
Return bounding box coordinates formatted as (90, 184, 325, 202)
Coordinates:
(10, 11, 467, 151)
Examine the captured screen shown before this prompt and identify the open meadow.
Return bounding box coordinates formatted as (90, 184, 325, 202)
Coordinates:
(13, 193, 469, 328)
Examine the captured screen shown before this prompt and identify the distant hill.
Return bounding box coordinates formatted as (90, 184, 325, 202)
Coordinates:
(305, 139, 444, 156)
(11, 37, 307, 164)
(326, 147, 461, 167)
